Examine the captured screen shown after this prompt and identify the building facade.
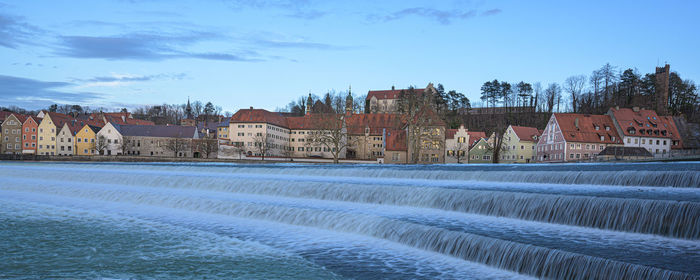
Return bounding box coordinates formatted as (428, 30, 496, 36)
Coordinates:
(445, 125, 470, 163)
(537, 113, 623, 162)
(607, 107, 672, 157)
(499, 125, 542, 163)
(1, 114, 26, 154)
(21, 116, 40, 154)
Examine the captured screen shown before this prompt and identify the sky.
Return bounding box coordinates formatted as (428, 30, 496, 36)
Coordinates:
(1, 0, 698, 113)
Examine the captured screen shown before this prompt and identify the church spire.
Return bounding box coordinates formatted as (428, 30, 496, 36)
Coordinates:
(306, 92, 312, 115)
(185, 96, 193, 119)
(345, 85, 353, 116)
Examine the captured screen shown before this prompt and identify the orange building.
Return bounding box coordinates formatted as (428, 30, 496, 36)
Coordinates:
(22, 116, 41, 154)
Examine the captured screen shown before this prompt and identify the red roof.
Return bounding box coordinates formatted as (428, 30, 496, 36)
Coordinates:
(659, 116, 683, 149)
(0, 111, 13, 123)
(345, 113, 406, 135)
(3, 113, 28, 124)
(230, 108, 289, 128)
(286, 114, 339, 130)
(554, 113, 623, 144)
(609, 107, 670, 139)
(385, 129, 407, 151)
(366, 88, 426, 100)
(467, 131, 486, 147)
(511, 125, 542, 142)
(23, 116, 42, 125)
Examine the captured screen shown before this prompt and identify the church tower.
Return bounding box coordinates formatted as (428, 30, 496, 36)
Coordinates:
(185, 97, 194, 119)
(345, 85, 354, 116)
(306, 93, 313, 115)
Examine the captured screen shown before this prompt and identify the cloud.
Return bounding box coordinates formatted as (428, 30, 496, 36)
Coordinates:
(71, 73, 187, 88)
(0, 75, 105, 108)
(372, 7, 476, 25)
(481, 9, 502, 16)
(253, 38, 350, 50)
(0, 13, 42, 48)
(54, 31, 263, 61)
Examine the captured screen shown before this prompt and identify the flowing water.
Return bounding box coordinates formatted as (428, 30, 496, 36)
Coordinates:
(0, 161, 698, 279)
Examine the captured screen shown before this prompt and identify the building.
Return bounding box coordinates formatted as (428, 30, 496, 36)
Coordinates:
(445, 125, 470, 164)
(406, 107, 446, 164)
(119, 125, 200, 157)
(217, 119, 230, 140)
(607, 107, 673, 157)
(75, 124, 102, 156)
(56, 122, 76, 156)
(597, 146, 654, 161)
(21, 116, 41, 154)
(666, 115, 700, 156)
(537, 113, 623, 162)
(345, 113, 405, 160)
(37, 112, 72, 155)
(499, 125, 542, 163)
(228, 107, 290, 158)
(287, 113, 346, 159)
(468, 137, 493, 163)
(365, 83, 436, 114)
(1, 114, 27, 154)
(383, 129, 408, 164)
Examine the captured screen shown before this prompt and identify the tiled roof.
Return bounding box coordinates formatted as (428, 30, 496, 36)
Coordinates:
(286, 114, 338, 130)
(511, 125, 542, 142)
(467, 131, 486, 147)
(608, 107, 670, 139)
(345, 113, 406, 135)
(105, 115, 154, 125)
(116, 124, 198, 138)
(0, 111, 13, 123)
(385, 129, 407, 151)
(217, 118, 230, 127)
(659, 116, 683, 149)
(366, 88, 426, 100)
(554, 113, 623, 144)
(230, 108, 289, 128)
(23, 116, 42, 125)
(3, 113, 28, 124)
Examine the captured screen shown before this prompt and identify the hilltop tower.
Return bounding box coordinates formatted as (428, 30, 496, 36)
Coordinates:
(345, 85, 353, 115)
(655, 64, 670, 116)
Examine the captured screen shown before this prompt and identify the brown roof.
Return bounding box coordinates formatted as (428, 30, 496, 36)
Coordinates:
(230, 108, 289, 128)
(467, 131, 487, 147)
(345, 113, 406, 135)
(609, 107, 670, 139)
(105, 115, 154, 125)
(511, 125, 542, 142)
(3, 113, 28, 124)
(366, 88, 426, 100)
(598, 146, 653, 157)
(659, 116, 683, 149)
(0, 111, 13, 123)
(286, 114, 338, 130)
(554, 113, 623, 144)
(23, 116, 42, 125)
(385, 129, 407, 151)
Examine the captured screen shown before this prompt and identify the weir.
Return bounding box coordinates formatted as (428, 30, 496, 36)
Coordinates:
(1, 161, 698, 279)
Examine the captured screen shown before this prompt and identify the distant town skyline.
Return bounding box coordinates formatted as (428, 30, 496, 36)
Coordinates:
(1, 0, 698, 112)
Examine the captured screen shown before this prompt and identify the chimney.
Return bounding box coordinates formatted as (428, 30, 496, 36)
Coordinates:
(632, 106, 640, 112)
(391, 85, 395, 90)
(250, 106, 253, 110)
(574, 117, 579, 129)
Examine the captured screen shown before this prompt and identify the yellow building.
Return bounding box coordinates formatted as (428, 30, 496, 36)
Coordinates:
(75, 124, 101, 155)
(37, 112, 70, 156)
(499, 125, 543, 163)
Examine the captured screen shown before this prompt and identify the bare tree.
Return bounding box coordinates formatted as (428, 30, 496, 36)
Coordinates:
(252, 133, 274, 161)
(96, 135, 108, 155)
(193, 139, 218, 158)
(304, 114, 355, 164)
(281, 144, 294, 161)
(544, 83, 561, 114)
(564, 75, 586, 113)
(119, 135, 131, 155)
(165, 138, 188, 157)
(447, 140, 470, 164)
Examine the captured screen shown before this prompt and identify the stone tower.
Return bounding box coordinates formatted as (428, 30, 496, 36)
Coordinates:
(655, 64, 670, 116)
(306, 93, 312, 115)
(185, 97, 193, 119)
(345, 85, 353, 115)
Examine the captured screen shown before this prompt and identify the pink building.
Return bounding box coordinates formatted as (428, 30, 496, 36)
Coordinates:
(537, 113, 623, 162)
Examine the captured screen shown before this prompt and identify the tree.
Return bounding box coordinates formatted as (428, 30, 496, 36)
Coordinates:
(252, 133, 274, 161)
(447, 139, 469, 164)
(564, 75, 586, 113)
(165, 138, 188, 157)
(194, 139, 218, 158)
(119, 136, 131, 155)
(516, 82, 533, 108)
(304, 114, 354, 164)
(95, 135, 108, 155)
(48, 104, 58, 112)
(544, 83, 561, 114)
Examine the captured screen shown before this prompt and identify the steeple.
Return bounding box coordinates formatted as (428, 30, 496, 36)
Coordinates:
(306, 92, 312, 115)
(345, 85, 353, 116)
(185, 97, 193, 119)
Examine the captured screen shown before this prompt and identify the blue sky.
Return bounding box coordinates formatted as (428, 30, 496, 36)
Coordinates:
(1, 0, 698, 112)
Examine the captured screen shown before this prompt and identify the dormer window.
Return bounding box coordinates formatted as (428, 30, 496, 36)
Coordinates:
(605, 126, 610, 131)
(595, 126, 600, 131)
(600, 136, 604, 141)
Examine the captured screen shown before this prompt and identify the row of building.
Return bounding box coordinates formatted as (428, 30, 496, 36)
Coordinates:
(2, 86, 697, 163)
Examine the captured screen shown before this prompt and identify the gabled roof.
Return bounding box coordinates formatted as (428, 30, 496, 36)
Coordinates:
(467, 131, 487, 147)
(659, 116, 683, 149)
(469, 137, 491, 150)
(23, 115, 42, 126)
(345, 113, 405, 135)
(385, 129, 407, 151)
(554, 113, 622, 144)
(511, 125, 542, 142)
(366, 88, 426, 100)
(2, 113, 28, 125)
(0, 111, 13, 123)
(230, 108, 288, 128)
(608, 107, 670, 139)
(116, 124, 198, 138)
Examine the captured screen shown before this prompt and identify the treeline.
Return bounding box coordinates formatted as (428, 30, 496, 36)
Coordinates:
(278, 89, 367, 116)
(131, 101, 227, 125)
